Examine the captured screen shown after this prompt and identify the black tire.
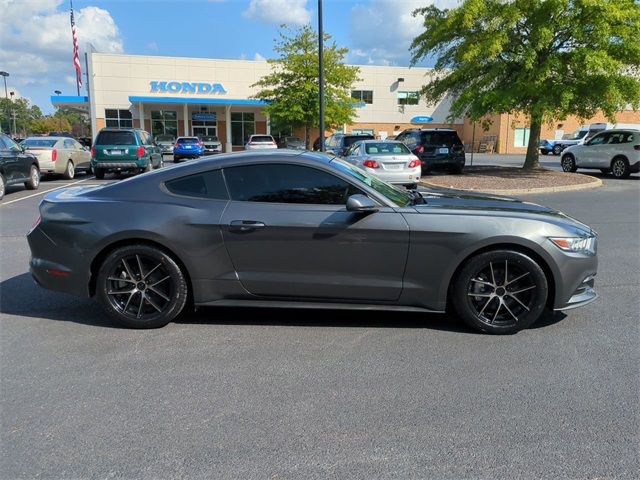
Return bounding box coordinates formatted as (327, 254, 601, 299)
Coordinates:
(24, 164, 40, 190)
(561, 154, 577, 172)
(63, 160, 75, 180)
(406, 183, 418, 190)
(611, 157, 630, 179)
(96, 244, 188, 329)
(541, 150, 549, 155)
(552, 144, 563, 156)
(451, 250, 548, 334)
(174, 156, 181, 163)
(0, 172, 5, 200)
(94, 168, 105, 179)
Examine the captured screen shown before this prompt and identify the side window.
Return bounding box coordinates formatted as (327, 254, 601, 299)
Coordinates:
(2, 136, 19, 151)
(63, 139, 74, 149)
(143, 131, 153, 145)
(139, 131, 148, 145)
(401, 133, 418, 149)
(587, 133, 609, 146)
(0, 136, 9, 150)
(224, 164, 363, 205)
(165, 170, 228, 200)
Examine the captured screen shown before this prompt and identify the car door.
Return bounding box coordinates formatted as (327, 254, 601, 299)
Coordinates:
(220, 162, 410, 301)
(62, 138, 76, 167)
(1, 135, 29, 181)
(579, 132, 610, 167)
(72, 139, 91, 169)
(0, 135, 20, 181)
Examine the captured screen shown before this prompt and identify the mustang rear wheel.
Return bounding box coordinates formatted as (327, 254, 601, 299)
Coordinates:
(452, 250, 548, 334)
(96, 245, 188, 328)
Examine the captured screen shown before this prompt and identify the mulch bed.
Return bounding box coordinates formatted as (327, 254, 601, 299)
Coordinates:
(419, 166, 601, 193)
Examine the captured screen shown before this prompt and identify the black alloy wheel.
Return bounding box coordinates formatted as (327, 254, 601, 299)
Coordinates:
(552, 144, 563, 155)
(611, 157, 631, 179)
(452, 250, 548, 334)
(561, 155, 577, 172)
(97, 245, 188, 328)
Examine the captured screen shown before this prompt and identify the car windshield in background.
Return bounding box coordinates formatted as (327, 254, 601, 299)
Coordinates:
(202, 136, 218, 142)
(177, 137, 199, 144)
(96, 131, 136, 145)
(364, 142, 411, 155)
(251, 136, 274, 142)
(344, 136, 373, 147)
(156, 135, 174, 142)
(330, 158, 412, 207)
(286, 137, 302, 143)
(23, 138, 57, 147)
(420, 131, 462, 146)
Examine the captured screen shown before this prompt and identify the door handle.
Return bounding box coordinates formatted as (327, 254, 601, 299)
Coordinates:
(229, 220, 266, 233)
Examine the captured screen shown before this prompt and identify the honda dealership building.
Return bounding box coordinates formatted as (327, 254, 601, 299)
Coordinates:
(53, 50, 639, 154)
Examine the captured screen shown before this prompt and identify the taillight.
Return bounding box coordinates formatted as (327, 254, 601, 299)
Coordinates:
(415, 145, 424, 154)
(51, 149, 57, 162)
(408, 158, 421, 168)
(90, 146, 96, 158)
(174, 143, 180, 149)
(363, 159, 379, 168)
(137, 146, 145, 157)
(634, 145, 640, 151)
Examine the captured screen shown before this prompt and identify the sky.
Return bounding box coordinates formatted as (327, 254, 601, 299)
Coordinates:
(0, 0, 457, 114)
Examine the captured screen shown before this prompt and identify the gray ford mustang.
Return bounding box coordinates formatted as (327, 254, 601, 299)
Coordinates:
(27, 150, 598, 334)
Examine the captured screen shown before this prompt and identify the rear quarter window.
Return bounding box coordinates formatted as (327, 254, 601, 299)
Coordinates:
(165, 170, 228, 200)
(96, 131, 137, 146)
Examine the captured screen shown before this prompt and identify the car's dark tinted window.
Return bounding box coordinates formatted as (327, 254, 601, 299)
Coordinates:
(224, 164, 362, 205)
(165, 170, 228, 200)
(202, 136, 218, 142)
(343, 135, 374, 147)
(23, 138, 58, 147)
(420, 131, 462, 146)
(177, 137, 199, 144)
(249, 135, 274, 142)
(96, 131, 136, 146)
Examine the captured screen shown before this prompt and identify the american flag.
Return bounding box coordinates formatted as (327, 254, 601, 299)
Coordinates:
(70, 1, 82, 89)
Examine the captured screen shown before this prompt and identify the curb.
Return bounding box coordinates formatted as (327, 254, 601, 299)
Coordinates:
(419, 177, 603, 195)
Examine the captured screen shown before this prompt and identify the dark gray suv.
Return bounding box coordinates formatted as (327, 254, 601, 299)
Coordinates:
(395, 128, 466, 174)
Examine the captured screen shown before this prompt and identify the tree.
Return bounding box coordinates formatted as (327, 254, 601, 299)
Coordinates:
(411, 0, 640, 169)
(29, 117, 72, 134)
(252, 25, 361, 148)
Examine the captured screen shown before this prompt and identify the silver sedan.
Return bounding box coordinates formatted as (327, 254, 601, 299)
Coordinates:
(343, 140, 422, 188)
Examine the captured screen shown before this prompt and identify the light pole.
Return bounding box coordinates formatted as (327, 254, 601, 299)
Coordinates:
(0, 71, 8, 99)
(54, 90, 62, 131)
(9, 91, 16, 136)
(318, 0, 325, 152)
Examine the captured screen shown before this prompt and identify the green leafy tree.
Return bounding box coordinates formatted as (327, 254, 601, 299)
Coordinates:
(252, 25, 361, 148)
(411, 0, 640, 169)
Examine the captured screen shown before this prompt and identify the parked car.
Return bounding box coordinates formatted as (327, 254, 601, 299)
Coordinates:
(277, 136, 305, 150)
(91, 128, 163, 179)
(0, 133, 40, 200)
(343, 140, 421, 188)
(155, 134, 176, 156)
(561, 129, 640, 178)
(325, 133, 375, 156)
(200, 135, 222, 154)
(395, 128, 465, 174)
(245, 134, 277, 150)
(22, 136, 91, 179)
(28, 150, 598, 335)
(173, 137, 205, 162)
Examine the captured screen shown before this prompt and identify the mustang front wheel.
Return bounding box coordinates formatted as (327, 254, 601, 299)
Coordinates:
(452, 250, 548, 334)
(96, 245, 188, 328)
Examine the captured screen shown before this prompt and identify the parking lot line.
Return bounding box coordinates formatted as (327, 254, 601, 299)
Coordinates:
(0, 177, 95, 206)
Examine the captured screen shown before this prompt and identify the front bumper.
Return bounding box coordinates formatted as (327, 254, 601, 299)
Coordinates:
(555, 275, 598, 311)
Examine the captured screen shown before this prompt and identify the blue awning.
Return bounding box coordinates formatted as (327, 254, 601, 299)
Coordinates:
(128, 96, 267, 106)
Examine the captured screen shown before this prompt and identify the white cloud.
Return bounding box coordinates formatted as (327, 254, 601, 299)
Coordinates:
(253, 52, 266, 61)
(349, 0, 458, 66)
(0, 0, 123, 96)
(243, 0, 311, 26)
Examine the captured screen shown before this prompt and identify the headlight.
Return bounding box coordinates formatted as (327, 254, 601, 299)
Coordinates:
(549, 236, 597, 255)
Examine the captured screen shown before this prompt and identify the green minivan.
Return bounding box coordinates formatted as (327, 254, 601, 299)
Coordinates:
(91, 128, 163, 179)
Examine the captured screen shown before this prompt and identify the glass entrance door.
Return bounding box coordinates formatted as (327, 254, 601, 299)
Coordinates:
(192, 125, 217, 138)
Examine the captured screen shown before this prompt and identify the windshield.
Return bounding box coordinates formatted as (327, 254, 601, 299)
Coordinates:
(177, 137, 199, 144)
(250, 135, 274, 143)
(330, 158, 412, 207)
(563, 129, 588, 140)
(23, 138, 57, 147)
(364, 142, 411, 155)
(202, 136, 218, 141)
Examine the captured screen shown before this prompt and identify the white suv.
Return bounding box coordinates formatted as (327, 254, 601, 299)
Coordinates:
(244, 134, 277, 150)
(561, 129, 640, 178)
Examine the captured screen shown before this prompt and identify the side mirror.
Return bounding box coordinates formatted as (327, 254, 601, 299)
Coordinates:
(346, 194, 378, 213)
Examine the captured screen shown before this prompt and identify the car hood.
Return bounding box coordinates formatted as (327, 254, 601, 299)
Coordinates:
(413, 189, 592, 233)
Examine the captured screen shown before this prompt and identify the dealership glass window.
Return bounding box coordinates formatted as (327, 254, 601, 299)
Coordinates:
(105, 109, 133, 128)
(231, 112, 255, 146)
(397, 91, 419, 105)
(151, 110, 178, 137)
(514, 128, 531, 147)
(351, 90, 373, 104)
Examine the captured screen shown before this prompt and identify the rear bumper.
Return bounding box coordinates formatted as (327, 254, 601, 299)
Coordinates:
(91, 160, 146, 169)
(364, 168, 422, 185)
(420, 154, 465, 171)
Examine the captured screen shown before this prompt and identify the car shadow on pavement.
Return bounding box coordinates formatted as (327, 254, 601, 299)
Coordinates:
(0, 272, 567, 333)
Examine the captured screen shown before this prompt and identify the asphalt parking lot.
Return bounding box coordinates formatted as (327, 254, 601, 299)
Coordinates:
(1, 156, 638, 479)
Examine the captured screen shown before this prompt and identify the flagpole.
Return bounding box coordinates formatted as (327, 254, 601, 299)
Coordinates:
(70, 0, 80, 96)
